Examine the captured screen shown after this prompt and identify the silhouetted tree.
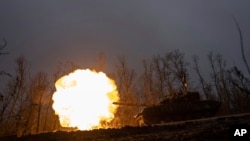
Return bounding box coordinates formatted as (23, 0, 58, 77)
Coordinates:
(112, 56, 138, 127)
(227, 66, 250, 113)
(140, 58, 158, 104)
(192, 55, 213, 99)
(140, 50, 189, 104)
(25, 72, 49, 134)
(193, 51, 250, 114)
(0, 56, 31, 136)
(94, 52, 106, 72)
(0, 56, 52, 136)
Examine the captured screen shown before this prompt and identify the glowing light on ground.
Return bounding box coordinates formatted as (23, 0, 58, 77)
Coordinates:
(52, 69, 119, 130)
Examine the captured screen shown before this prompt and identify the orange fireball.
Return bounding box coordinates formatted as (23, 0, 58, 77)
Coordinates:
(52, 69, 119, 130)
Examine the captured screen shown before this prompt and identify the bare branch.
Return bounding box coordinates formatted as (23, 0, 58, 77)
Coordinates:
(192, 56, 209, 99)
(0, 38, 7, 50)
(0, 38, 8, 55)
(0, 70, 12, 77)
(231, 15, 250, 76)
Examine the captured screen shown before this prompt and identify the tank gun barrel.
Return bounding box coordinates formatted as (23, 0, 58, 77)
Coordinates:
(112, 102, 149, 107)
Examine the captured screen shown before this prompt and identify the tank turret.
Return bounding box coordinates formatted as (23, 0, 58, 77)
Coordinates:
(113, 91, 221, 125)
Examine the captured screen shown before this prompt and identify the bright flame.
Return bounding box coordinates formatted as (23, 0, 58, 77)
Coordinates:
(52, 69, 119, 130)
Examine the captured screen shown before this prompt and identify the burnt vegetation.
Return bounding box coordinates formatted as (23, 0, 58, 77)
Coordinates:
(0, 30, 250, 138)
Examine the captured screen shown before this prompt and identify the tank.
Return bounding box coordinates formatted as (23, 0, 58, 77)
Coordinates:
(113, 91, 221, 125)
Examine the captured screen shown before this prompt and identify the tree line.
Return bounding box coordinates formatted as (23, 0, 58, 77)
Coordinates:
(113, 50, 250, 127)
(0, 38, 250, 137)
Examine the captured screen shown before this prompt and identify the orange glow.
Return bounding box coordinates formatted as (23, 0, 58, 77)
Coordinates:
(52, 69, 119, 130)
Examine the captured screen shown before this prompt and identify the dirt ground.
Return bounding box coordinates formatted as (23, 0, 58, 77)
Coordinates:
(1, 113, 250, 141)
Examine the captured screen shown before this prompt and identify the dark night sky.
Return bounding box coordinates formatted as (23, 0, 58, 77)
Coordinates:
(0, 1, 250, 78)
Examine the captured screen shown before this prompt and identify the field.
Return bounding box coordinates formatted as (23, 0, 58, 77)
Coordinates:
(1, 113, 250, 141)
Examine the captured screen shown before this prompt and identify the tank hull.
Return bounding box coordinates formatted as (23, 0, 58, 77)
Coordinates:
(137, 100, 221, 125)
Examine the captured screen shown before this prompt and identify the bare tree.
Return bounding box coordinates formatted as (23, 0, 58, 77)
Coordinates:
(42, 88, 55, 132)
(216, 54, 231, 114)
(94, 52, 106, 72)
(140, 59, 157, 104)
(0, 38, 10, 122)
(153, 55, 171, 99)
(208, 52, 221, 101)
(141, 50, 189, 103)
(207, 52, 250, 114)
(25, 72, 49, 134)
(227, 66, 250, 113)
(0, 56, 31, 136)
(112, 56, 138, 127)
(115, 56, 136, 102)
(192, 55, 213, 99)
(169, 50, 189, 92)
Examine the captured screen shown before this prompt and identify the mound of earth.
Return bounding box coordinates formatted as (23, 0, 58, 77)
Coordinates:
(1, 113, 250, 141)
